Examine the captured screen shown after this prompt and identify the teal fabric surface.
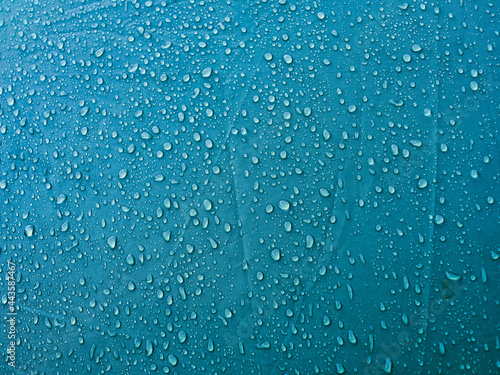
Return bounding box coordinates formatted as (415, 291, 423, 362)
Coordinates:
(0, 0, 498, 374)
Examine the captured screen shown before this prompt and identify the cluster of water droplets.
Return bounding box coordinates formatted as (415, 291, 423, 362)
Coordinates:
(0, 0, 498, 374)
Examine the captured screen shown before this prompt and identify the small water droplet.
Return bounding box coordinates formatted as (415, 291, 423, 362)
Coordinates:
(418, 179, 428, 189)
(270, 249, 281, 261)
(283, 54, 293, 64)
(202, 67, 212, 78)
(56, 193, 67, 204)
(107, 236, 117, 249)
(24, 224, 35, 237)
(434, 215, 445, 225)
(278, 200, 291, 211)
(118, 169, 128, 179)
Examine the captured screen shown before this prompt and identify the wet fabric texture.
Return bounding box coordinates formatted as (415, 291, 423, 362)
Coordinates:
(0, 0, 498, 374)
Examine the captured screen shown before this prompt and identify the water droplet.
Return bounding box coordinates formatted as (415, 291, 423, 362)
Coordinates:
(56, 193, 67, 204)
(390, 144, 399, 156)
(445, 271, 461, 281)
(434, 215, 445, 225)
(207, 339, 215, 352)
(439, 342, 446, 355)
(278, 200, 291, 211)
(95, 47, 105, 58)
(127, 281, 136, 291)
(323, 129, 331, 141)
(128, 63, 138, 73)
(319, 188, 331, 197)
(125, 254, 135, 266)
(410, 139, 423, 147)
(411, 44, 423, 52)
(264, 53, 273, 61)
(418, 179, 428, 189)
(107, 236, 117, 249)
(178, 331, 187, 344)
(383, 358, 392, 373)
(305, 235, 314, 249)
(202, 67, 212, 78)
(283, 54, 293, 64)
(146, 340, 154, 356)
(322, 316, 331, 326)
(257, 341, 270, 349)
(203, 199, 213, 211)
(24, 225, 35, 237)
(270, 249, 281, 261)
(118, 169, 128, 179)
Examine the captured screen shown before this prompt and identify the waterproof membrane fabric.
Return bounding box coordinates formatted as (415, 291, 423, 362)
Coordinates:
(0, 0, 499, 374)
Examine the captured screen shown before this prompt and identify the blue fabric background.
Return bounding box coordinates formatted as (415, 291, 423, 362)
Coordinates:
(0, 0, 498, 374)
